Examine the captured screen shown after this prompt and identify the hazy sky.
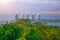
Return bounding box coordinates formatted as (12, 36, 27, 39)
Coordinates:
(0, 0, 60, 14)
(0, 0, 60, 21)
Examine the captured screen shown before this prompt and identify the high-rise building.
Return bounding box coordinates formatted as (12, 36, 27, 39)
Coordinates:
(38, 14, 40, 21)
(23, 14, 24, 19)
(26, 14, 30, 19)
(32, 14, 35, 20)
(15, 14, 19, 20)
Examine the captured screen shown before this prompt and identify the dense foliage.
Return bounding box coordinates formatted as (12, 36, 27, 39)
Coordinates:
(0, 19, 60, 40)
(0, 24, 23, 40)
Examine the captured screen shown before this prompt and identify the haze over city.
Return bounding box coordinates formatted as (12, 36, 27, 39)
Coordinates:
(0, 0, 60, 21)
(0, 0, 60, 40)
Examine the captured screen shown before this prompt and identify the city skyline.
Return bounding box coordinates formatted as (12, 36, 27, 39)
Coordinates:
(0, 0, 60, 21)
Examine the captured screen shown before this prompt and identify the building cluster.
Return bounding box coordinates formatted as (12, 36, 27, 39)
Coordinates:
(15, 14, 41, 21)
(0, 14, 41, 24)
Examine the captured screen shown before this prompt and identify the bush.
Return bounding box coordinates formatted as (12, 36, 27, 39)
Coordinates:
(25, 30, 42, 40)
(0, 24, 23, 40)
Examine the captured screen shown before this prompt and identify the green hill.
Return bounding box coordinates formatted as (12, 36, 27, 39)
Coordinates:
(0, 19, 60, 40)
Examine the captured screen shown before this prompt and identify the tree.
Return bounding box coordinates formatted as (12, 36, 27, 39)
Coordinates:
(0, 24, 23, 40)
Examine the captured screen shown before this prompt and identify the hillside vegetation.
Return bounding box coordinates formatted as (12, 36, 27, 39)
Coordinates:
(0, 19, 60, 40)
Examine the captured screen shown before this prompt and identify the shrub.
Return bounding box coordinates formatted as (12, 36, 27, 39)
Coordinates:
(25, 30, 42, 40)
(0, 24, 22, 40)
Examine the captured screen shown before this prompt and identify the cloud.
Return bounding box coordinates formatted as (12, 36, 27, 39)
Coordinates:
(16, 0, 60, 5)
(44, 1, 60, 5)
(6, 0, 60, 5)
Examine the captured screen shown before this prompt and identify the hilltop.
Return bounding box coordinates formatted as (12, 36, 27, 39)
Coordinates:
(0, 19, 60, 40)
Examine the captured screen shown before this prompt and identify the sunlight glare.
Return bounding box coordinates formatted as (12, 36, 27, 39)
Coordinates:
(0, 0, 9, 3)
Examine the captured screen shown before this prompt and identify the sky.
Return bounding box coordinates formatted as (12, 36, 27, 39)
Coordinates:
(0, 0, 60, 20)
(0, 0, 60, 14)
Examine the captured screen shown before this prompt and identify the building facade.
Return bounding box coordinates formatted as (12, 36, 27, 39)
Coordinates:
(15, 14, 19, 20)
